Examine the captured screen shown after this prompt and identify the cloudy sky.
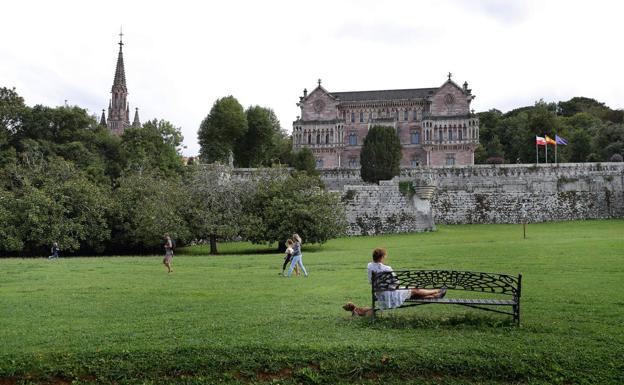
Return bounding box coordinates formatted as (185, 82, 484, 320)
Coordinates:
(2, 0, 623, 155)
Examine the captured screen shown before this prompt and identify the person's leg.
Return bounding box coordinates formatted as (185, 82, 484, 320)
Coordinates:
(297, 256, 308, 277)
(287, 255, 300, 277)
(282, 255, 292, 273)
(410, 288, 443, 299)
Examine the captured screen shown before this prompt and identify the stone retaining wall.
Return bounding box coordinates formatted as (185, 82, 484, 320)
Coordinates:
(321, 163, 624, 225)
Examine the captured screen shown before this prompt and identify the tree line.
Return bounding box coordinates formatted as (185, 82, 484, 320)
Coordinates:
(0, 88, 345, 256)
(477, 97, 624, 164)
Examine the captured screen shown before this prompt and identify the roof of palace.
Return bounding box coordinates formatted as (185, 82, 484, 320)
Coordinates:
(330, 88, 438, 102)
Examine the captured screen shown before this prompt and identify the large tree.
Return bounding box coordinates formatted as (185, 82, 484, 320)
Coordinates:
(186, 165, 255, 254)
(244, 172, 346, 246)
(198, 96, 247, 164)
(235, 106, 282, 167)
(121, 119, 184, 176)
(360, 125, 402, 184)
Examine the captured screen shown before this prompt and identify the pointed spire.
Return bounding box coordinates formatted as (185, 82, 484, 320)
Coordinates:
(132, 107, 140, 127)
(100, 109, 107, 126)
(112, 28, 127, 91)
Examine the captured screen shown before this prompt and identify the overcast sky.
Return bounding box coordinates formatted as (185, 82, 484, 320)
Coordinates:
(2, 0, 623, 155)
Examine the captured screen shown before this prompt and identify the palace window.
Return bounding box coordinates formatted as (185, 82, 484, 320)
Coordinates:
(410, 132, 420, 144)
(316, 133, 321, 144)
(349, 133, 357, 146)
(459, 129, 463, 140)
(449, 130, 453, 141)
(351, 112, 355, 123)
(348, 157, 358, 168)
(411, 158, 419, 167)
(438, 130, 443, 142)
(325, 133, 330, 144)
(359, 111, 364, 123)
(315, 158, 324, 168)
(446, 153, 456, 166)
(404, 111, 408, 121)
(413, 110, 418, 120)
(308, 133, 311, 144)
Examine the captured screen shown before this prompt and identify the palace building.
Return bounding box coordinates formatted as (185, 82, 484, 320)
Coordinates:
(292, 75, 479, 168)
(99, 32, 140, 135)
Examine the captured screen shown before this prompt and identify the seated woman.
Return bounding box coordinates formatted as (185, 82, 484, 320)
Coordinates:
(367, 248, 446, 310)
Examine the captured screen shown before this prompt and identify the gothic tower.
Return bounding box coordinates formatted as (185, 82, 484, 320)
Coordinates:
(106, 31, 138, 134)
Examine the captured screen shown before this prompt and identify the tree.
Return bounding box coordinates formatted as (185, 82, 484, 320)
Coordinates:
(198, 96, 247, 164)
(289, 148, 317, 175)
(186, 165, 255, 254)
(111, 171, 190, 253)
(3, 158, 113, 255)
(567, 129, 592, 162)
(121, 119, 184, 176)
(235, 106, 280, 167)
(360, 125, 402, 184)
(244, 172, 346, 245)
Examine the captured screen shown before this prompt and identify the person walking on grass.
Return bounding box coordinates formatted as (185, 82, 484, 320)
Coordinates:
(163, 234, 174, 273)
(48, 242, 60, 260)
(280, 239, 300, 276)
(287, 233, 308, 277)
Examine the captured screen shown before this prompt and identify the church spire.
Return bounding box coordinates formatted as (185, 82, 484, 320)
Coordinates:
(106, 28, 131, 135)
(132, 107, 140, 127)
(112, 28, 127, 92)
(100, 109, 107, 126)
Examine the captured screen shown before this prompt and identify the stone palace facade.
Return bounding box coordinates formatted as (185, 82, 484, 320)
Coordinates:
(292, 75, 479, 168)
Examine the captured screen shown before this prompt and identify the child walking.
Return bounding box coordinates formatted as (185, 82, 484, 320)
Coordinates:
(287, 233, 308, 278)
(280, 239, 299, 276)
(48, 242, 60, 259)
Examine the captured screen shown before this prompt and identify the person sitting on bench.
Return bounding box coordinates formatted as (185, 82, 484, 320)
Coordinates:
(367, 248, 446, 309)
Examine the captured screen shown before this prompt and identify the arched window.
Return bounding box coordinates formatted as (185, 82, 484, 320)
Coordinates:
(316, 133, 321, 144)
(325, 133, 329, 144)
(351, 112, 355, 123)
(349, 133, 357, 146)
(308, 133, 311, 144)
(359, 111, 364, 123)
(411, 132, 420, 144)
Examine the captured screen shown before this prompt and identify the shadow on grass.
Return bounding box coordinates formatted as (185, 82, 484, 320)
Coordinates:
(344, 312, 516, 330)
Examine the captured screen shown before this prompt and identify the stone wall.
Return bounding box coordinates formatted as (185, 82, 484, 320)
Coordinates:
(342, 180, 436, 235)
(320, 163, 624, 225)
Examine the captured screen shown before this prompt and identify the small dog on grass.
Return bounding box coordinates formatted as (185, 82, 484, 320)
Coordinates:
(342, 302, 373, 317)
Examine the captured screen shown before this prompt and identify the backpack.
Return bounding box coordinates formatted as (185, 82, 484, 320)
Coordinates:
(170, 239, 176, 250)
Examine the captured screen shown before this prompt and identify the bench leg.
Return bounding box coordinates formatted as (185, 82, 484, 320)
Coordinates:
(514, 304, 520, 325)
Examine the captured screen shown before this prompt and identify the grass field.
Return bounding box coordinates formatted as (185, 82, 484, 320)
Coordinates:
(1, 220, 623, 385)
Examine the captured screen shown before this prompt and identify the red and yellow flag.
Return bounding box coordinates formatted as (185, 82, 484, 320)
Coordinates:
(545, 135, 556, 145)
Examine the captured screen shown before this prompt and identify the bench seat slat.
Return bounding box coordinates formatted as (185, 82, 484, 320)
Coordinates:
(406, 298, 515, 305)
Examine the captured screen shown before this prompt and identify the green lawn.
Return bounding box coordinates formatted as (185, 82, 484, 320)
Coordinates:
(1, 220, 623, 385)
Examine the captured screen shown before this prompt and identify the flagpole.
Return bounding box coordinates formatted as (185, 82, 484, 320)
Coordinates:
(555, 142, 558, 164)
(536, 142, 538, 164)
(545, 141, 548, 164)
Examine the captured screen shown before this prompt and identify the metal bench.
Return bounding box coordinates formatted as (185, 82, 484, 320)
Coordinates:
(371, 270, 522, 325)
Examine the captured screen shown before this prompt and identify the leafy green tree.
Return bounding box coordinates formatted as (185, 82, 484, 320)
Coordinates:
(186, 165, 255, 254)
(485, 135, 505, 163)
(360, 125, 402, 183)
(235, 106, 279, 167)
(121, 119, 184, 176)
(244, 172, 346, 245)
(198, 96, 247, 164)
(111, 171, 190, 253)
(289, 148, 317, 175)
(3, 159, 113, 255)
(566, 129, 592, 162)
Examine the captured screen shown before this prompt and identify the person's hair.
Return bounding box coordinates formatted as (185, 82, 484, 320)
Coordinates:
(164, 233, 170, 238)
(372, 248, 387, 262)
(293, 234, 302, 243)
(286, 239, 294, 246)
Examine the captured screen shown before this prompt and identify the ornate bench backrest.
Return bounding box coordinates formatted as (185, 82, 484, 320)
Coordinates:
(373, 270, 521, 298)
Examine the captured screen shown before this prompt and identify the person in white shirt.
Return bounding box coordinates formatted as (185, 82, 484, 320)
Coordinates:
(367, 248, 446, 309)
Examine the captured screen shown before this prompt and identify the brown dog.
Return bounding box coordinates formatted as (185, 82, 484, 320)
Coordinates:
(343, 302, 373, 317)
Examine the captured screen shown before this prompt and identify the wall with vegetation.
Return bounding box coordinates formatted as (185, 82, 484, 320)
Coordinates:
(320, 163, 624, 226)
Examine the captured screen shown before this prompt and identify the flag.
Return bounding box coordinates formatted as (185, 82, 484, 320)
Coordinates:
(536, 136, 546, 145)
(545, 135, 556, 145)
(555, 135, 568, 145)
